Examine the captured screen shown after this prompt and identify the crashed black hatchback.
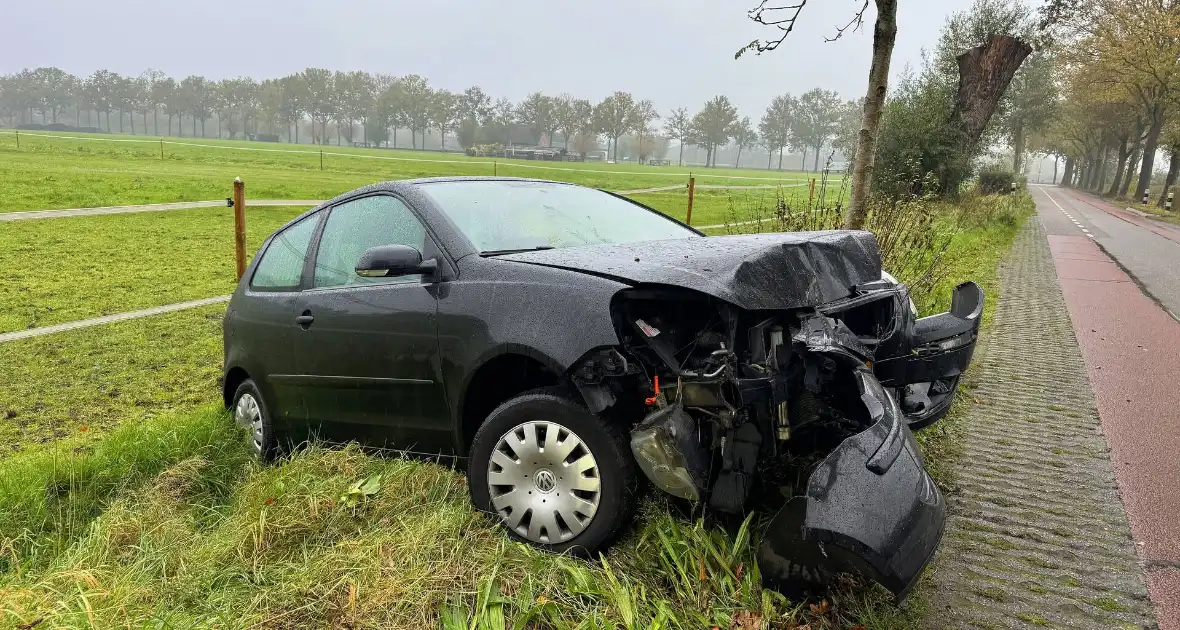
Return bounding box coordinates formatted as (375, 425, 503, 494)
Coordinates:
(221, 177, 982, 600)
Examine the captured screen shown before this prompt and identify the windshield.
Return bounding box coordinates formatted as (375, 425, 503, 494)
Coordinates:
(417, 180, 700, 253)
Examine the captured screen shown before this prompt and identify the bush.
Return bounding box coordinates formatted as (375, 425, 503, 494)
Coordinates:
(978, 169, 1015, 195)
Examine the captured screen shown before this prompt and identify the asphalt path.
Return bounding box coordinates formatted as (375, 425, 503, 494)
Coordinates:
(1033, 185, 1180, 629)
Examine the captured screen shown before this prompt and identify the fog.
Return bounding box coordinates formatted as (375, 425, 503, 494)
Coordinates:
(4, 0, 983, 113)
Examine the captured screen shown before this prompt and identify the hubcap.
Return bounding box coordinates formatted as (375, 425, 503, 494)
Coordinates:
(234, 393, 264, 454)
(487, 421, 601, 544)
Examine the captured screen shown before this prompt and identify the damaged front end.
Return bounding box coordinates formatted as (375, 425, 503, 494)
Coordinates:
(571, 277, 981, 601)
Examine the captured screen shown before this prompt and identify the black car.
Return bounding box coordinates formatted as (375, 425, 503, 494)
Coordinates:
(221, 177, 982, 600)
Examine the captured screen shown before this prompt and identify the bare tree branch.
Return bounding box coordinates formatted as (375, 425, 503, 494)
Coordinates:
(824, 0, 872, 43)
(735, 1, 808, 58)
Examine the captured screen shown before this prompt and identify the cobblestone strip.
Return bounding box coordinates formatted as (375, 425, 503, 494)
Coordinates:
(921, 219, 1155, 629)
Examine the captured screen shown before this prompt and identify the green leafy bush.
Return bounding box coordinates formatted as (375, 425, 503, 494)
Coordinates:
(978, 169, 1016, 195)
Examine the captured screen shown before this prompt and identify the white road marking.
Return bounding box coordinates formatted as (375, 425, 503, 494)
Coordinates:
(0, 296, 231, 343)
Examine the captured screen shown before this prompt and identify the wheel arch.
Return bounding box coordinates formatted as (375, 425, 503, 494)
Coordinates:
(222, 366, 251, 408)
(457, 347, 568, 456)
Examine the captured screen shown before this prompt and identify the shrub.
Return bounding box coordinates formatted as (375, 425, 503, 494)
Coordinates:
(978, 169, 1016, 195)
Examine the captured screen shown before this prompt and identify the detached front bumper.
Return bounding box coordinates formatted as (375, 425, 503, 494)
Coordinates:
(758, 370, 945, 601)
(875, 281, 985, 430)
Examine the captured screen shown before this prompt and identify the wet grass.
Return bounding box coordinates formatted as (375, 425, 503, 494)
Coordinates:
(0, 130, 818, 215)
(0, 187, 1034, 627)
(0, 206, 308, 333)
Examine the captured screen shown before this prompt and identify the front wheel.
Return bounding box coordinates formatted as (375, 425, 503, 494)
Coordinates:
(468, 388, 637, 555)
(232, 379, 277, 461)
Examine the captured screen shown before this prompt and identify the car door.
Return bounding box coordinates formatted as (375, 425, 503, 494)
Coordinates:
(232, 210, 323, 429)
(291, 193, 452, 453)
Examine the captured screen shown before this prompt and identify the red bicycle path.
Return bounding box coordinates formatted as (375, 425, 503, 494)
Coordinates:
(1033, 185, 1180, 629)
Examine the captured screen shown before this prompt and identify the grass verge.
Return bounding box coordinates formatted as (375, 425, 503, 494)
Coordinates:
(0, 206, 307, 333)
(0, 191, 1033, 628)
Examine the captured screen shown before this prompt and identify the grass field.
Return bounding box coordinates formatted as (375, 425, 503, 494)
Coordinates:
(0, 130, 828, 215)
(0, 131, 1034, 627)
(0, 206, 309, 333)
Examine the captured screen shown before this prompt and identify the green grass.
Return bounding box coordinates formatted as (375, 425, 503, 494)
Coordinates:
(0, 167, 1032, 626)
(0, 206, 307, 333)
(0, 130, 824, 213)
(0, 305, 224, 457)
(1, 406, 917, 630)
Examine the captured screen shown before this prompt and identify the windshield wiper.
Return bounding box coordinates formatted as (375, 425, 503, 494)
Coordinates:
(480, 246, 556, 256)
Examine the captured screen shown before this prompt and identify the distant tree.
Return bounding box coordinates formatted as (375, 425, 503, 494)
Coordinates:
(663, 107, 693, 166)
(429, 89, 460, 149)
(731, 116, 758, 167)
(279, 74, 309, 143)
(758, 94, 795, 170)
(491, 97, 515, 144)
(161, 79, 184, 136)
(691, 95, 738, 167)
(594, 91, 638, 161)
(457, 85, 493, 148)
(377, 77, 407, 148)
(86, 70, 119, 132)
(830, 98, 863, 164)
(301, 68, 334, 144)
(517, 92, 558, 145)
(572, 131, 599, 156)
(401, 74, 434, 149)
(180, 75, 213, 137)
(29, 67, 75, 124)
(552, 94, 590, 150)
(793, 88, 842, 171)
(256, 78, 284, 136)
(142, 70, 169, 135)
(331, 71, 374, 145)
(112, 74, 137, 133)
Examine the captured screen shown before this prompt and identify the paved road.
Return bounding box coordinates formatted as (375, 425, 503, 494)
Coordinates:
(1035, 186, 1180, 320)
(1032, 185, 1180, 629)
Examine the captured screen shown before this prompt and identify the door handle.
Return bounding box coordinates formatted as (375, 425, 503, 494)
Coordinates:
(295, 311, 314, 328)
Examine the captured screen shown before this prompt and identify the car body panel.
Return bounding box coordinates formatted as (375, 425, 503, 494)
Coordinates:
(499, 230, 882, 311)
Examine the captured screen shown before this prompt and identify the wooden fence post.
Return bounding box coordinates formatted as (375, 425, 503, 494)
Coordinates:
(686, 176, 696, 226)
(233, 177, 247, 280)
(809, 178, 816, 206)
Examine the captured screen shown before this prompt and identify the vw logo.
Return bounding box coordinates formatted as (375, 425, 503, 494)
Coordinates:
(533, 469, 557, 494)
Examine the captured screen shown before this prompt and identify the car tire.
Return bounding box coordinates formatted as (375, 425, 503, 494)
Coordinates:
(468, 386, 638, 555)
(232, 379, 277, 461)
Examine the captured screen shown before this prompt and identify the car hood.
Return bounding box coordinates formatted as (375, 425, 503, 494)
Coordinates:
(498, 231, 882, 310)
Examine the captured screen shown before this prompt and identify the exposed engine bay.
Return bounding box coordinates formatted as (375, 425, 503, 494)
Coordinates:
(570, 276, 984, 600)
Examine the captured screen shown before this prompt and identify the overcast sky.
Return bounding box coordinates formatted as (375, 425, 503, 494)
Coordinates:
(3, 0, 1034, 116)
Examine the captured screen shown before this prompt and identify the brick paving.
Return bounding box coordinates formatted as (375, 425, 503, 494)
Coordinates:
(921, 219, 1156, 629)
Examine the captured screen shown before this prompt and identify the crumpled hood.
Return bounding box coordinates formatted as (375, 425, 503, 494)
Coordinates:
(499, 231, 882, 310)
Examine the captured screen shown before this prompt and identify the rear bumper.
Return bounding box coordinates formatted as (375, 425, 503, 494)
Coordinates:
(758, 370, 945, 601)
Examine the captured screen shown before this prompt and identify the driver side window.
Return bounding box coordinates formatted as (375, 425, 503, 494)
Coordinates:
(313, 195, 427, 289)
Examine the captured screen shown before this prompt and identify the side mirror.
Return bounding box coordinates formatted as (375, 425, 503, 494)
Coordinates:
(355, 244, 438, 278)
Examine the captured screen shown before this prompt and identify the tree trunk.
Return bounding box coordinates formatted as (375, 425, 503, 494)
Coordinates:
(118, 109, 124, 133)
(767, 151, 773, 169)
(943, 34, 1033, 193)
(813, 144, 823, 172)
(1108, 138, 1131, 196)
(1093, 145, 1109, 192)
(1121, 139, 1143, 198)
(678, 141, 685, 167)
(801, 148, 807, 171)
(1135, 102, 1164, 202)
(201, 118, 206, 137)
(1052, 155, 1059, 184)
(1012, 117, 1024, 174)
(778, 146, 784, 171)
(736, 145, 743, 167)
(1157, 149, 1179, 208)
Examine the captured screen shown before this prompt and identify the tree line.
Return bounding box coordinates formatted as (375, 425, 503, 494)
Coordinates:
(0, 67, 864, 170)
(1033, 0, 1180, 207)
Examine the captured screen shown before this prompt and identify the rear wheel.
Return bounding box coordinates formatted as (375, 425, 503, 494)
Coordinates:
(468, 388, 637, 555)
(232, 379, 277, 461)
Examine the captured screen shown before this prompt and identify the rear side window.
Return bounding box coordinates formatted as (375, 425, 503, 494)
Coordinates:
(251, 213, 318, 289)
(313, 195, 427, 289)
